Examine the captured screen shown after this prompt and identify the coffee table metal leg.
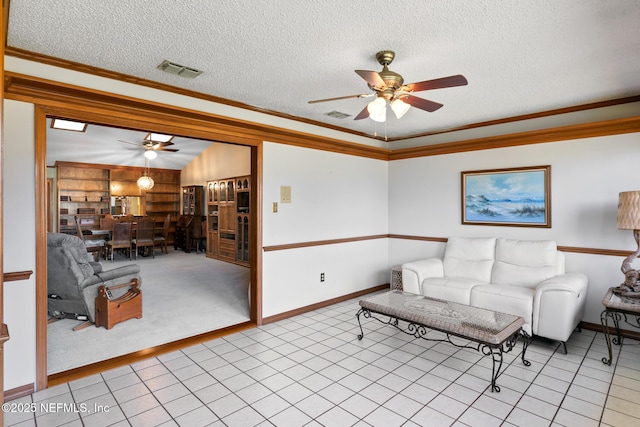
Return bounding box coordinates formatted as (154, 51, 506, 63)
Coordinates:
(481, 345, 504, 393)
(520, 331, 531, 367)
(356, 308, 366, 340)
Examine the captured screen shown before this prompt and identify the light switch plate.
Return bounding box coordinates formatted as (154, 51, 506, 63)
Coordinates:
(272, 202, 278, 213)
(280, 186, 291, 203)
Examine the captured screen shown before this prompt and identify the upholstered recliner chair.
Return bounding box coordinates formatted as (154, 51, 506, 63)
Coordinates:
(47, 233, 141, 327)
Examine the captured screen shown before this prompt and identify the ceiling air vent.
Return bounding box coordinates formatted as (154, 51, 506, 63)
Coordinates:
(325, 111, 351, 119)
(157, 60, 203, 78)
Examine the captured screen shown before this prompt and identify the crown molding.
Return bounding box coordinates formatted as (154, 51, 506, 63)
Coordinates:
(389, 115, 640, 160)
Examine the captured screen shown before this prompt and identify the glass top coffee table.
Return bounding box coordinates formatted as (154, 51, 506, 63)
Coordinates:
(357, 290, 530, 392)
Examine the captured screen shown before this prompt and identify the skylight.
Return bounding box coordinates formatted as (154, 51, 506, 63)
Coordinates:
(144, 133, 174, 143)
(51, 119, 87, 132)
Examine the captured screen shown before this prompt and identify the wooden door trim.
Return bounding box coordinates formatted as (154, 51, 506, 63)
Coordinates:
(35, 107, 48, 390)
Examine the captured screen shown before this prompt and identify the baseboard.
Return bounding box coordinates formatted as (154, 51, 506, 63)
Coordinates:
(262, 284, 389, 325)
(4, 383, 35, 401)
(580, 320, 640, 341)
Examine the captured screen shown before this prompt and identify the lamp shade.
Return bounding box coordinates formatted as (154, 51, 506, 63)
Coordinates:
(367, 97, 387, 122)
(144, 150, 158, 160)
(617, 191, 640, 230)
(391, 99, 410, 119)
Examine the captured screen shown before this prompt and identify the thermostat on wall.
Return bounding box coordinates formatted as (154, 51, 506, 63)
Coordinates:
(280, 186, 291, 203)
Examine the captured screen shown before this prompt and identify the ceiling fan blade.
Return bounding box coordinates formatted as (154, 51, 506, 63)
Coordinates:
(308, 93, 372, 104)
(406, 74, 468, 92)
(353, 105, 370, 120)
(355, 70, 385, 88)
(150, 141, 175, 147)
(403, 95, 444, 112)
(157, 148, 179, 152)
(118, 139, 141, 146)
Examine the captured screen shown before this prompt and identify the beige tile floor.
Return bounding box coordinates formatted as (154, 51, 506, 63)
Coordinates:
(4, 296, 640, 426)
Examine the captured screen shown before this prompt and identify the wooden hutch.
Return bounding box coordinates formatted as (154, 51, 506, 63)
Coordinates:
(206, 176, 250, 266)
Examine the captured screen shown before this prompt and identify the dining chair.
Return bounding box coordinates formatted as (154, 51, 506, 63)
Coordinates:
(108, 221, 133, 260)
(99, 215, 114, 231)
(132, 217, 156, 259)
(74, 216, 106, 261)
(153, 214, 171, 254)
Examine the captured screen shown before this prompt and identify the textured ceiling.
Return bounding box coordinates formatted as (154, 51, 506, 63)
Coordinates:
(7, 0, 640, 146)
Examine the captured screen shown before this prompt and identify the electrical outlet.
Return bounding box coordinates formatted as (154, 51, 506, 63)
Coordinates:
(320, 273, 325, 282)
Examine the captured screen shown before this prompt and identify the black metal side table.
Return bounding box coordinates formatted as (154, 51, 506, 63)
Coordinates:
(600, 287, 640, 365)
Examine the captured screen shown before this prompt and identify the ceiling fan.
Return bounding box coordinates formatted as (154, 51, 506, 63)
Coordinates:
(118, 139, 179, 159)
(308, 50, 468, 122)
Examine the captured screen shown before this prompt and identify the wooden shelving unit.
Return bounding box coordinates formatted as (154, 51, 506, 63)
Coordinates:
(56, 162, 181, 243)
(57, 162, 110, 234)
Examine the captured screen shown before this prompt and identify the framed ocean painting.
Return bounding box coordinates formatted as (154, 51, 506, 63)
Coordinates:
(461, 165, 551, 227)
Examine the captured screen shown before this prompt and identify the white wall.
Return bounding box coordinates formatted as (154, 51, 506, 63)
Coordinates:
(181, 142, 251, 186)
(261, 142, 389, 317)
(388, 132, 640, 326)
(3, 100, 37, 390)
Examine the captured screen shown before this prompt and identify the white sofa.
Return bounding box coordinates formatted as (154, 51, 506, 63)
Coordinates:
(402, 237, 588, 344)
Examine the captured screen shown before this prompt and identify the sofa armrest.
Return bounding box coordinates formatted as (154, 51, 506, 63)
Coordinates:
(535, 273, 588, 297)
(89, 262, 103, 274)
(533, 273, 588, 341)
(96, 264, 141, 283)
(81, 264, 141, 287)
(402, 258, 444, 295)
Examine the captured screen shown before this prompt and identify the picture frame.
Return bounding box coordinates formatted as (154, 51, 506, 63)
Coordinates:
(461, 165, 551, 227)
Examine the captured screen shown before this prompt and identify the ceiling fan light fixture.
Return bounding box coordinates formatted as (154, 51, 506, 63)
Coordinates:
(144, 150, 158, 160)
(391, 98, 411, 119)
(367, 97, 387, 122)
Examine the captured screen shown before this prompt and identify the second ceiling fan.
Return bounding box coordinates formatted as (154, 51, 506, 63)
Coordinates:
(118, 138, 179, 159)
(309, 50, 468, 122)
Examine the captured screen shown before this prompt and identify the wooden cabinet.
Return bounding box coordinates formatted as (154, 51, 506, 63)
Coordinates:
(206, 175, 250, 266)
(182, 185, 204, 216)
(57, 162, 110, 234)
(235, 176, 250, 264)
(206, 181, 219, 258)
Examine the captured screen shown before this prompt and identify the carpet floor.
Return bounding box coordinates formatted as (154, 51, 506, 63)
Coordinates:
(47, 248, 251, 374)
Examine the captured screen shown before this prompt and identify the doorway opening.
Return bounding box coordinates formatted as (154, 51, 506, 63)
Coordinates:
(38, 111, 261, 385)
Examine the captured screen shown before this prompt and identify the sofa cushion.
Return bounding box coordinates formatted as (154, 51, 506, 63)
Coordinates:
(422, 277, 487, 305)
(471, 284, 535, 335)
(443, 237, 496, 283)
(491, 238, 558, 288)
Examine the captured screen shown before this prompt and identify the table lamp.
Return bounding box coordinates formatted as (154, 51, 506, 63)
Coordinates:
(617, 191, 640, 290)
